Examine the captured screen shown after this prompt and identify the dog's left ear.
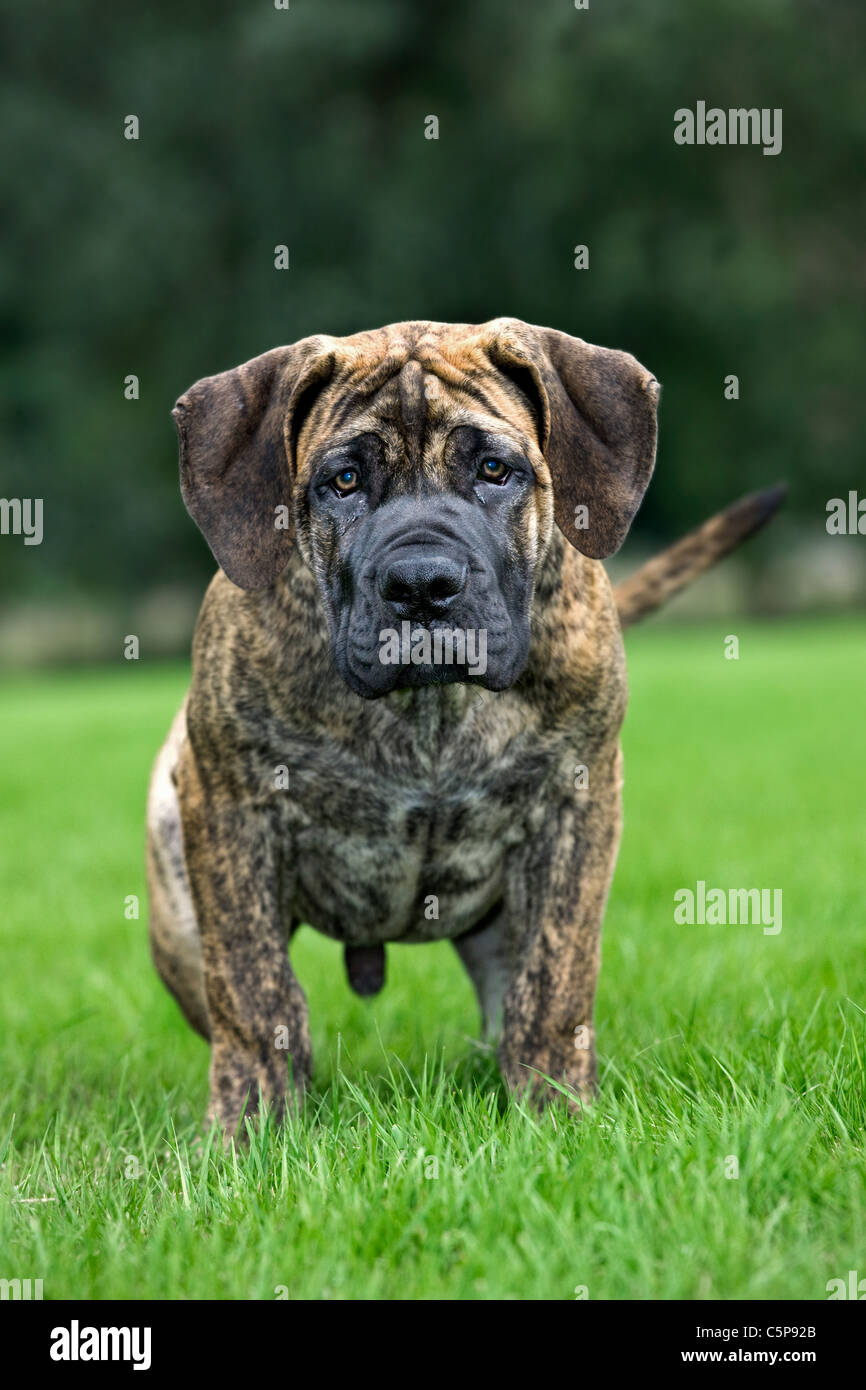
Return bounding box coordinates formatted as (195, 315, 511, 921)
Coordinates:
(487, 320, 660, 558)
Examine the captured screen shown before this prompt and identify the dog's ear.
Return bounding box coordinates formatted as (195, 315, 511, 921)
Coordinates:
(487, 320, 660, 558)
(173, 339, 335, 589)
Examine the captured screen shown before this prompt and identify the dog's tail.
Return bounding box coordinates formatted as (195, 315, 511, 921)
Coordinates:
(614, 484, 786, 629)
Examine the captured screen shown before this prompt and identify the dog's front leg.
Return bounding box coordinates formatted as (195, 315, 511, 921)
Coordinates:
(499, 747, 623, 1112)
(177, 748, 310, 1135)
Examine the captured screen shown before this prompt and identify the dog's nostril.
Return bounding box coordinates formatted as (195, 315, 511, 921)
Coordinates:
(379, 555, 467, 610)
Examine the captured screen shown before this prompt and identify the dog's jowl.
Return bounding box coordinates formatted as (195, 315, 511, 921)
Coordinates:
(146, 317, 782, 1132)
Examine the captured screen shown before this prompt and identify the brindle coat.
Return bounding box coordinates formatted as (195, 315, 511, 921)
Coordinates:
(146, 317, 781, 1133)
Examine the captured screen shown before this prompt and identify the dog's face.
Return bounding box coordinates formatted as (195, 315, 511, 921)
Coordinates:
(174, 319, 659, 698)
(292, 345, 548, 697)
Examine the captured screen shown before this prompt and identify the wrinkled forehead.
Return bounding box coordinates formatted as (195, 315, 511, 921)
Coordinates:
(295, 326, 539, 477)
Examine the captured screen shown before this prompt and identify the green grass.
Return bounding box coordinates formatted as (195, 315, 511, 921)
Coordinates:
(1, 618, 864, 1300)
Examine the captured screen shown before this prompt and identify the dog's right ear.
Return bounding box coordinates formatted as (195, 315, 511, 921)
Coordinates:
(173, 339, 335, 589)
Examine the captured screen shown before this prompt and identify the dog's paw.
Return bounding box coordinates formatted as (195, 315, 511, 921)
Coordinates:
(499, 1048, 597, 1116)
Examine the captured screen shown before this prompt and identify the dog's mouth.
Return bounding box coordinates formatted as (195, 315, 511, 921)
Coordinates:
(344, 616, 516, 694)
(335, 616, 527, 697)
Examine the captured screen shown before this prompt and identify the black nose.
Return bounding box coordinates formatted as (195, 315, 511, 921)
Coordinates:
(379, 553, 468, 616)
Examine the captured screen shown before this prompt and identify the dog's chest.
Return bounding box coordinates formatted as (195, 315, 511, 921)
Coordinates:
(278, 696, 556, 945)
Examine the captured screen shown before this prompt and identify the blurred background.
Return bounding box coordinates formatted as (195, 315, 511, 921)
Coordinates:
(1, 0, 863, 664)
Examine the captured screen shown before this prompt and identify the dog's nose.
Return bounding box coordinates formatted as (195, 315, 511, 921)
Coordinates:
(379, 553, 467, 616)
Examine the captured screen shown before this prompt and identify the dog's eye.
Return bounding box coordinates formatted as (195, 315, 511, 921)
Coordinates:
(478, 458, 510, 484)
(332, 468, 360, 496)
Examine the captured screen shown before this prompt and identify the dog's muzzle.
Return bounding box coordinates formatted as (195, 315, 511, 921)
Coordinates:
(329, 500, 530, 699)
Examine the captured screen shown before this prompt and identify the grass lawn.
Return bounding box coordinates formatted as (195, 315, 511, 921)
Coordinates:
(0, 617, 864, 1301)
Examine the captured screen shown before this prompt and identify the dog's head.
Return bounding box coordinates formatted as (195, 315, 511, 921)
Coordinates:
(174, 319, 659, 697)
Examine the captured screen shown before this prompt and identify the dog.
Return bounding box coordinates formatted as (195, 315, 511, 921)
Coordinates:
(146, 317, 782, 1132)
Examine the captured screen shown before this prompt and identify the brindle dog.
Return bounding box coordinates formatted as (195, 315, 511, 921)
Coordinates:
(146, 317, 782, 1133)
